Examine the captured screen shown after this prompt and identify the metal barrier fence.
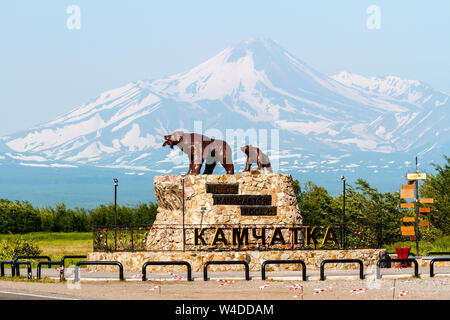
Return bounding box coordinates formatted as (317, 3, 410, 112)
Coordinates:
(142, 261, 193, 281)
(386, 252, 416, 257)
(320, 259, 364, 280)
(203, 261, 250, 281)
(93, 224, 380, 252)
(0, 261, 15, 277)
(37, 261, 63, 280)
(14, 256, 52, 280)
(261, 260, 307, 281)
(376, 258, 419, 279)
(60, 255, 87, 281)
(14, 256, 52, 265)
(427, 252, 450, 256)
(74, 261, 124, 282)
(430, 258, 450, 277)
(15, 261, 32, 279)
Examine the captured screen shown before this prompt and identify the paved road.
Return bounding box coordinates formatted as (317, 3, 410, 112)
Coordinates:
(0, 289, 79, 300)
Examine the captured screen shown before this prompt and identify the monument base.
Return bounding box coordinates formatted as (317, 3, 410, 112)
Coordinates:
(87, 249, 386, 273)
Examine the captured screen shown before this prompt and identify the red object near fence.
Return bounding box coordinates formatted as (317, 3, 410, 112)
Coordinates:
(395, 247, 411, 267)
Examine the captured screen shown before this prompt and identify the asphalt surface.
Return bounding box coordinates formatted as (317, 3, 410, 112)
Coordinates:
(1, 265, 448, 300)
(0, 289, 79, 300)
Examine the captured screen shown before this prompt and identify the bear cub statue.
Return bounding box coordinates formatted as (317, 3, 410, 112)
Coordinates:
(240, 145, 272, 173)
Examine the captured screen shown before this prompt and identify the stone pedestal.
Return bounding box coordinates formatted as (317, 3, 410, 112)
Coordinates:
(148, 172, 302, 251)
(153, 172, 301, 225)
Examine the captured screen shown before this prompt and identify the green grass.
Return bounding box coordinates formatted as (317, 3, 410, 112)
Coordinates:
(383, 235, 450, 255)
(0, 232, 92, 263)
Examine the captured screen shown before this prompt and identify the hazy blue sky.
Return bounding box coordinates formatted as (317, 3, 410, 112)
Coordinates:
(1, 1, 449, 136)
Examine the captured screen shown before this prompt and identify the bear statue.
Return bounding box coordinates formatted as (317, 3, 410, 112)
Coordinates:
(163, 131, 234, 175)
(240, 145, 272, 173)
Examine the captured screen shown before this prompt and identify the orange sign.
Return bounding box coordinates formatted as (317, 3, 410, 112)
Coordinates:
(400, 189, 414, 199)
(401, 226, 415, 236)
(419, 221, 430, 227)
(419, 207, 430, 213)
(403, 217, 415, 222)
(419, 213, 428, 218)
(402, 184, 415, 190)
(420, 198, 434, 204)
(400, 203, 415, 208)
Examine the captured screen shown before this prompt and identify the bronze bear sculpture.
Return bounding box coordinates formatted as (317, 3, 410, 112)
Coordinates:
(163, 131, 234, 175)
(241, 145, 272, 173)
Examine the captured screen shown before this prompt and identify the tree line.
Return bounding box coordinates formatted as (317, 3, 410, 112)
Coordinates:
(0, 156, 448, 245)
(0, 201, 158, 233)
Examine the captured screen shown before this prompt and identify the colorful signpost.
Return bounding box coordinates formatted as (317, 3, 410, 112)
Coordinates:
(399, 157, 433, 256)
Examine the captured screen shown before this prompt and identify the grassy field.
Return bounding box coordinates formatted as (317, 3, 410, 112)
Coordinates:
(0, 232, 92, 262)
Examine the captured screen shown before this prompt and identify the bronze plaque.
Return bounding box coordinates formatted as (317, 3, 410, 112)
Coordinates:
(213, 194, 272, 206)
(240, 206, 277, 216)
(206, 183, 239, 194)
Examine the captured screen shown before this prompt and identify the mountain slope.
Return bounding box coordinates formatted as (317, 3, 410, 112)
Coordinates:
(1, 39, 448, 176)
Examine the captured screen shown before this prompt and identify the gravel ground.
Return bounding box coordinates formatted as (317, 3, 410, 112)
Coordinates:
(0, 275, 448, 300)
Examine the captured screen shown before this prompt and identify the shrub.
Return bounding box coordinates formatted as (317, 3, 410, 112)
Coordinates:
(420, 225, 444, 242)
(0, 235, 42, 260)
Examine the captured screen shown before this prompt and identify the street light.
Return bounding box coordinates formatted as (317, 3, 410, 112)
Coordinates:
(113, 178, 118, 251)
(181, 173, 186, 252)
(341, 176, 346, 249)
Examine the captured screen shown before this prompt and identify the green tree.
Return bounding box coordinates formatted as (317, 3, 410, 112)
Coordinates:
(0, 199, 41, 234)
(344, 179, 402, 245)
(296, 180, 341, 226)
(420, 155, 450, 235)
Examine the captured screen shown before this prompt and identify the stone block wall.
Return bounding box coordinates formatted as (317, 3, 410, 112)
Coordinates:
(87, 249, 386, 273)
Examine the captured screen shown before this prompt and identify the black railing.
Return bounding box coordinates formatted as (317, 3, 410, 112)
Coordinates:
(203, 261, 250, 281)
(15, 261, 32, 279)
(74, 261, 124, 282)
(320, 259, 364, 280)
(14, 256, 52, 265)
(427, 252, 450, 256)
(37, 261, 63, 280)
(142, 261, 193, 281)
(93, 224, 380, 252)
(430, 258, 450, 277)
(0, 261, 15, 277)
(261, 260, 307, 281)
(60, 255, 87, 281)
(376, 258, 419, 279)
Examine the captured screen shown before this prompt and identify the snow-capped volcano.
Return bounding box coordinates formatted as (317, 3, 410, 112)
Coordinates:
(1, 39, 448, 176)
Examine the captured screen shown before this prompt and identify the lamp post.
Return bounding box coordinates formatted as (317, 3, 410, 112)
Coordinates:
(341, 176, 346, 250)
(113, 178, 118, 251)
(181, 173, 186, 252)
